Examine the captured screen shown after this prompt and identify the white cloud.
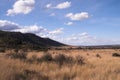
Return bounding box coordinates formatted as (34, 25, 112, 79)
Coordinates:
(66, 12, 90, 21)
(7, 0, 35, 16)
(0, 20, 20, 30)
(54, 1, 71, 9)
(41, 28, 64, 39)
(0, 20, 46, 35)
(59, 32, 120, 45)
(80, 32, 88, 36)
(46, 3, 52, 8)
(48, 28, 63, 35)
(49, 13, 55, 16)
(46, 1, 71, 10)
(0, 20, 120, 45)
(65, 22, 73, 26)
(13, 25, 47, 34)
(0, 20, 63, 40)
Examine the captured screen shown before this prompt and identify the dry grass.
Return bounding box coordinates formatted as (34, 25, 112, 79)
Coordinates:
(0, 49, 120, 80)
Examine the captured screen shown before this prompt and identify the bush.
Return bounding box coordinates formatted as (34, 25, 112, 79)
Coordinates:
(27, 53, 86, 66)
(0, 48, 5, 52)
(96, 54, 101, 58)
(6, 51, 27, 60)
(65, 56, 74, 64)
(86, 53, 89, 56)
(27, 55, 38, 63)
(37, 53, 53, 62)
(112, 53, 120, 57)
(54, 54, 74, 65)
(76, 55, 86, 65)
(54, 54, 66, 65)
(8, 69, 49, 80)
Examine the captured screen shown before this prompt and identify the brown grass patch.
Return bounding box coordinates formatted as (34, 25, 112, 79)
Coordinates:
(0, 49, 120, 80)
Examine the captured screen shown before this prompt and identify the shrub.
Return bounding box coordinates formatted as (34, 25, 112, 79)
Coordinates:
(112, 53, 120, 57)
(27, 55, 38, 63)
(54, 54, 74, 65)
(0, 48, 5, 52)
(65, 56, 74, 64)
(86, 53, 89, 56)
(37, 53, 53, 62)
(96, 54, 101, 58)
(28, 53, 75, 65)
(6, 51, 27, 60)
(8, 69, 49, 80)
(75, 55, 86, 65)
(54, 54, 66, 65)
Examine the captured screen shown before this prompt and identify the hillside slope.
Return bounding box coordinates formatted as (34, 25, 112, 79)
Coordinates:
(0, 30, 65, 50)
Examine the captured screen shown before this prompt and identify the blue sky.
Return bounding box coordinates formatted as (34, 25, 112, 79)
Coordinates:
(0, 0, 120, 45)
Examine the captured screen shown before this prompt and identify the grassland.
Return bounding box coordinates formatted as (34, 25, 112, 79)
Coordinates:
(0, 49, 120, 80)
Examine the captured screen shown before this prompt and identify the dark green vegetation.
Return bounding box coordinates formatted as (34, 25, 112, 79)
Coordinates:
(0, 30, 65, 51)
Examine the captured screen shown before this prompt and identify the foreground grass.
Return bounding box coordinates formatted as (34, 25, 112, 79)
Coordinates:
(0, 49, 120, 80)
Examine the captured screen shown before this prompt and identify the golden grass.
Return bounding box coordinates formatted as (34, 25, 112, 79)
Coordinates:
(0, 49, 120, 80)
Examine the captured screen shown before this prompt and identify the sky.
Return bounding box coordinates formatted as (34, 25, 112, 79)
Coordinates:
(0, 0, 120, 45)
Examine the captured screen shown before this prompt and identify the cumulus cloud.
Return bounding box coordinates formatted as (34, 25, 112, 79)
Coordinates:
(0, 20, 63, 40)
(0, 20, 46, 34)
(46, 1, 71, 9)
(54, 1, 71, 9)
(0, 20, 119, 45)
(13, 25, 47, 34)
(41, 28, 64, 39)
(49, 13, 55, 16)
(46, 3, 52, 8)
(0, 20, 20, 30)
(80, 32, 88, 36)
(7, 0, 35, 16)
(65, 22, 73, 26)
(59, 32, 120, 45)
(48, 28, 63, 35)
(66, 12, 90, 21)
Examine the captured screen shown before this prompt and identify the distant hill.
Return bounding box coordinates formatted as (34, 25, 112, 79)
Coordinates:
(0, 30, 65, 51)
(77, 45, 120, 49)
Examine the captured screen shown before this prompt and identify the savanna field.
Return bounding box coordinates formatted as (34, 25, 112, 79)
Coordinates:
(0, 49, 120, 80)
(1, 0, 120, 80)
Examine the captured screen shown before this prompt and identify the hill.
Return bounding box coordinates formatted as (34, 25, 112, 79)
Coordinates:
(0, 30, 65, 51)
